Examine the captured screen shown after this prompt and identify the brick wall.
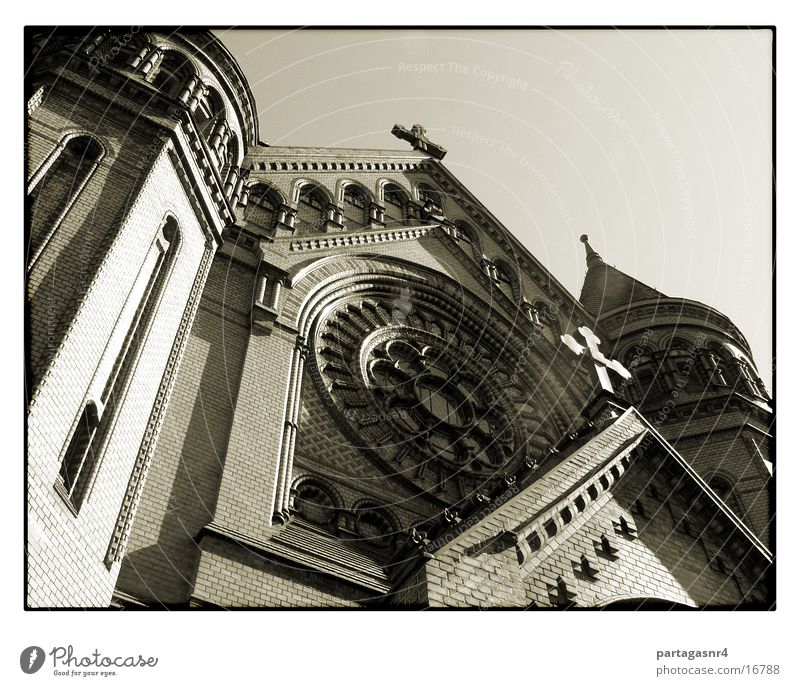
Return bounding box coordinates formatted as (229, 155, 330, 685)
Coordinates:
(400, 411, 765, 608)
(192, 536, 368, 608)
(115, 255, 252, 604)
(27, 126, 211, 606)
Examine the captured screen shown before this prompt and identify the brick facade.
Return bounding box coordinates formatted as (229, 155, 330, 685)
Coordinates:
(26, 29, 773, 609)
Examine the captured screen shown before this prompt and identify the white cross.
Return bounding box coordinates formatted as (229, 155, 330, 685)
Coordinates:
(560, 326, 631, 392)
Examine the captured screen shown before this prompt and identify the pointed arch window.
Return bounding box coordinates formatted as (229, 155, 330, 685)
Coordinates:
(55, 217, 181, 513)
(28, 135, 104, 269)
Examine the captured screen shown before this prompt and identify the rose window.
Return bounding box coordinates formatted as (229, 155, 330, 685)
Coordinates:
(366, 339, 514, 474)
(314, 298, 556, 504)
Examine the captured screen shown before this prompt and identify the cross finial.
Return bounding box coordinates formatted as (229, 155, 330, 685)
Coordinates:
(391, 123, 448, 160)
(561, 326, 631, 392)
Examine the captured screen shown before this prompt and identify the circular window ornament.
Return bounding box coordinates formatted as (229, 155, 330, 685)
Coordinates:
(313, 298, 556, 504)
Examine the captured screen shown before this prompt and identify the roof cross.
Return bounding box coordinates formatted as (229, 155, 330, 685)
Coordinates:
(561, 326, 631, 392)
(391, 123, 448, 159)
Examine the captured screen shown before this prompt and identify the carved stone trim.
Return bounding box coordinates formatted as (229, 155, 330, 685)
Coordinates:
(104, 242, 216, 567)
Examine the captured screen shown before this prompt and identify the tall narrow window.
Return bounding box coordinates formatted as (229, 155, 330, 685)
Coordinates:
(295, 185, 326, 234)
(151, 50, 195, 100)
(383, 184, 408, 226)
(57, 403, 99, 508)
(55, 217, 180, 513)
(244, 183, 280, 235)
(195, 87, 226, 141)
(492, 260, 517, 302)
(342, 185, 369, 230)
(28, 135, 104, 268)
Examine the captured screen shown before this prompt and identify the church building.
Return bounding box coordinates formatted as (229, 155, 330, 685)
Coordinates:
(26, 28, 773, 608)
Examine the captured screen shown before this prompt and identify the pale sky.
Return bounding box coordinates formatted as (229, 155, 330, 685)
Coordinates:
(216, 28, 773, 390)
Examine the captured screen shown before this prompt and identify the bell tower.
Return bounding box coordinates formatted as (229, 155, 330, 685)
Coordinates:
(578, 235, 773, 547)
(25, 28, 258, 606)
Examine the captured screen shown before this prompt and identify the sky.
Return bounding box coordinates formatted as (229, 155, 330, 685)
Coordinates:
(215, 28, 773, 389)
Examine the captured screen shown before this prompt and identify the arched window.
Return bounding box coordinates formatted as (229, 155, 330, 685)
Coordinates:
(151, 50, 195, 100)
(342, 184, 369, 230)
(195, 87, 225, 139)
(665, 339, 707, 392)
(28, 135, 104, 268)
(453, 220, 483, 263)
(418, 183, 444, 214)
(57, 402, 100, 507)
(55, 217, 181, 513)
(295, 184, 327, 234)
(244, 183, 281, 236)
(293, 479, 339, 532)
(492, 259, 519, 302)
(383, 183, 408, 227)
(721, 355, 762, 398)
(531, 301, 558, 328)
(706, 342, 735, 387)
(626, 347, 664, 403)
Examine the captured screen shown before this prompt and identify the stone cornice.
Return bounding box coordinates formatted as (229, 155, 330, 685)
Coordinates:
(197, 520, 392, 595)
(600, 297, 752, 356)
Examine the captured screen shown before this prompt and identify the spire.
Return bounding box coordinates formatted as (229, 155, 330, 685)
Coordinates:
(580, 234, 604, 267)
(578, 234, 664, 317)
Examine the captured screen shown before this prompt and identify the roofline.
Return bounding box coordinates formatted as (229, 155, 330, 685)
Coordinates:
(596, 295, 752, 356)
(429, 159, 593, 323)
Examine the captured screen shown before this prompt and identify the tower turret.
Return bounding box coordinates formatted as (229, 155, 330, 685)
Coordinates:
(578, 236, 773, 547)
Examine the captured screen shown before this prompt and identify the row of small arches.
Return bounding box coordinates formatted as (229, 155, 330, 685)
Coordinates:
(620, 338, 767, 402)
(242, 179, 560, 322)
(242, 179, 446, 234)
(80, 32, 243, 176)
(251, 160, 423, 173)
(291, 477, 402, 549)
